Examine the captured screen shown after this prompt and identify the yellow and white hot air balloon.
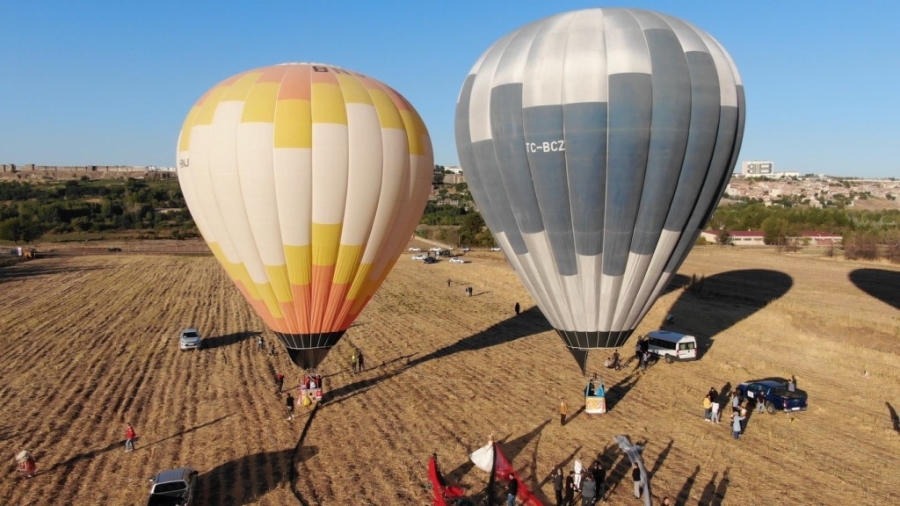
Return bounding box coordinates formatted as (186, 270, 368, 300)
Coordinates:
(177, 63, 433, 369)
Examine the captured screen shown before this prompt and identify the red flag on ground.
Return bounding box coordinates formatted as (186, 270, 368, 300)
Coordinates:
(429, 456, 465, 506)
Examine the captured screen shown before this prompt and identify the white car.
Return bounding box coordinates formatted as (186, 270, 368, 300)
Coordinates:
(490, 247, 501, 251)
(408, 247, 421, 252)
(449, 257, 465, 264)
(179, 328, 202, 350)
(429, 247, 443, 252)
(411, 253, 427, 260)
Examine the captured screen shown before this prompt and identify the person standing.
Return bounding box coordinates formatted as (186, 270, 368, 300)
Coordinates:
(553, 467, 564, 506)
(757, 394, 767, 413)
(632, 464, 643, 499)
(564, 471, 576, 506)
(447, 278, 452, 287)
(506, 473, 518, 506)
(351, 351, 359, 374)
(559, 397, 568, 426)
(710, 399, 721, 424)
(257, 335, 264, 352)
(125, 424, 136, 452)
(358, 350, 365, 372)
(731, 390, 741, 413)
(275, 372, 285, 394)
(580, 473, 596, 506)
(731, 411, 745, 439)
(514, 302, 521, 315)
(591, 460, 606, 501)
(703, 395, 712, 421)
(286, 393, 295, 421)
(573, 456, 583, 491)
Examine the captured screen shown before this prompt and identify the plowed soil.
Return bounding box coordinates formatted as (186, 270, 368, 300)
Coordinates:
(1, 246, 898, 505)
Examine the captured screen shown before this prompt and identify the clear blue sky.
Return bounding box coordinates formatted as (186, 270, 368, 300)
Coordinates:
(1, 1, 898, 178)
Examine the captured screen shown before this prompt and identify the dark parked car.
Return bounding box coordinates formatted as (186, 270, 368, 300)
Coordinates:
(423, 256, 438, 264)
(737, 380, 808, 414)
(147, 467, 198, 506)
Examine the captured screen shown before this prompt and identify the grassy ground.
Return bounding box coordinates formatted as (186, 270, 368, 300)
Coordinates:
(0, 246, 898, 505)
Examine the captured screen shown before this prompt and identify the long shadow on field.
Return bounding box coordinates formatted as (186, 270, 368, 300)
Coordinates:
(407, 305, 552, 368)
(850, 268, 900, 311)
(662, 269, 793, 358)
(140, 414, 233, 450)
(203, 330, 261, 350)
(604, 372, 641, 412)
(676, 465, 701, 504)
(698, 467, 730, 505)
(0, 262, 107, 283)
(886, 402, 900, 434)
(325, 307, 552, 405)
(44, 440, 123, 473)
(649, 439, 674, 478)
(199, 449, 294, 505)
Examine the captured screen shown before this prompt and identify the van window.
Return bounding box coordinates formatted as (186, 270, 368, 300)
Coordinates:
(678, 342, 695, 351)
(649, 338, 676, 350)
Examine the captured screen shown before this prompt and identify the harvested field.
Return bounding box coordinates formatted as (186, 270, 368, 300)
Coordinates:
(1, 246, 899, 505)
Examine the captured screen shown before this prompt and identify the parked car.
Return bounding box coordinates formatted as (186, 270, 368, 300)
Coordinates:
(411, 253, 427, 260)
(408, 247, 421, 252)
(736, 380, 808, 414)
(179, 328, 202, 351)
(460, 246, 471, 252)
(429, 247, 443, 252)
(449, 257, 465, 264)
(490, 247, 501, 251)
(438, 250, 453, 257)
(423, 256, 438, 264)
(108, 247, 122, 252)
(147, 467, 198, 506)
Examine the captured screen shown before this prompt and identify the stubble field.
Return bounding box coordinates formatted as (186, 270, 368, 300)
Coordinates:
(1, 245, 898, 505)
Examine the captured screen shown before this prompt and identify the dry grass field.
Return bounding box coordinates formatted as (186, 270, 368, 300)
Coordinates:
(1, 245, 898, 505)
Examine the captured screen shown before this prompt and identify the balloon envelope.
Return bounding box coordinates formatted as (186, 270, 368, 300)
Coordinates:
(455, 8, 745, 370)
(178, 63, 433, 369)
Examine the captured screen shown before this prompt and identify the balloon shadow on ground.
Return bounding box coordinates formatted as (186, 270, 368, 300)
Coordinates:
(408, 306, 552, 368)
(202, 330, 261, 350)
(327, 306, 554, 404)
(849, 268, 900, 311)
(199, 449, 294, 506)
(662, 269, 793, 358)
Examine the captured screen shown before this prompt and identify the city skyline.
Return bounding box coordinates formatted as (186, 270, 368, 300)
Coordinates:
(1, 1, 898, 178)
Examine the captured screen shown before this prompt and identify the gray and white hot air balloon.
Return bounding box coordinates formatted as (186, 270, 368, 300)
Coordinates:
(454, 8, 745, 372)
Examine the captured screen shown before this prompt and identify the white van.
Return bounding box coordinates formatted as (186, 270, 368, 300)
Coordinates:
(645, 330, 697, 363)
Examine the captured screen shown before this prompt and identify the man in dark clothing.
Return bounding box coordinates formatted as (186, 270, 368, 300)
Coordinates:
(506, 473, 518, 506)
(357, 351, 364, 372)
(286, 393, 295, 421)
(591, 461, 606, 501)
(564, 471, 575, 506)
(514, 302, 521, 315)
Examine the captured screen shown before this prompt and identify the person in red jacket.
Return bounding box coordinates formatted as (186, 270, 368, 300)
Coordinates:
(125, 424, 136, 452)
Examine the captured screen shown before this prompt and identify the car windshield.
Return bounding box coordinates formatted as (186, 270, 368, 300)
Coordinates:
(182, 332, 199, 339)
(154, 481, 187, 493)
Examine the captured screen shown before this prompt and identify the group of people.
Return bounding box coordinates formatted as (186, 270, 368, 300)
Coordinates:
(702, 385, 774, 440)
(550, 456, 606, 505)
(634, 337, 653, 371)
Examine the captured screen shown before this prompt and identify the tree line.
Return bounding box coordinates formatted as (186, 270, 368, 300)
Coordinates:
(0, 177, 197, 243)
